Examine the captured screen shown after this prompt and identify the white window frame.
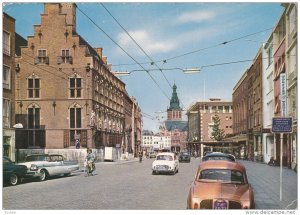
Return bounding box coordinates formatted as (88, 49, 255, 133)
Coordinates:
(37, 49, 47, 64)
(61, 49, 70, 63)
(3, 98, 11, 128)
(3, 30, 10, 56)
(3, 65, 11, 90)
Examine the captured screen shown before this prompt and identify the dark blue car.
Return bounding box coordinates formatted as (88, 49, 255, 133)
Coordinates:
(3, 157, 27, 186)
(179, 152, 191, 163)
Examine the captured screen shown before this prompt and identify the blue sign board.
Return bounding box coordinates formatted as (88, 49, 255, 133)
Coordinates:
(272, 117, 292, 133)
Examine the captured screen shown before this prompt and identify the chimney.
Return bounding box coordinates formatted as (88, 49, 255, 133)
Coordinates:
(94, 47, 103, 58)
(102, 56, 107, 65)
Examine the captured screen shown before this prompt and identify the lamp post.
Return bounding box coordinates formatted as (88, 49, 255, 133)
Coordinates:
(112, 67, 201, 76)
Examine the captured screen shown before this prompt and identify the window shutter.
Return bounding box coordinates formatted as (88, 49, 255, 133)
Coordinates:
(57, 56, 63, 64)
(68, 56, 73, 64)
(34, 57, 39, 65)
(45, 56, 49, 65)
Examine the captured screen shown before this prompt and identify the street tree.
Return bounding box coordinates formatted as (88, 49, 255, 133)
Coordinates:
(211, 114, 225, 141)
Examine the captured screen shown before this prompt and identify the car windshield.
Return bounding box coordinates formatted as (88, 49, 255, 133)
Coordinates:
(157, 155, 173, 161)
(181, 152, 189, 156)
(198, 169, 245, 184)
(25, 155, 50, 162)
(202, 156, 234, 162)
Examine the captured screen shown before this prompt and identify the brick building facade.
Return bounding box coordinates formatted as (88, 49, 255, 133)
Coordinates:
(187, 99, 233, 157)
(14, 3, 130, 161)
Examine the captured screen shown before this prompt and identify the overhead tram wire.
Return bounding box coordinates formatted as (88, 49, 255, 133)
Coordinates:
(76, 6, 171, 101)
(100, 3, 173, 89)
(99, 3, 188, 111)
(113, 27, 274, 67)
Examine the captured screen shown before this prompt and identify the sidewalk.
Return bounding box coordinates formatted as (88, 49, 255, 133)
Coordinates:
(239, 160, 298, 209)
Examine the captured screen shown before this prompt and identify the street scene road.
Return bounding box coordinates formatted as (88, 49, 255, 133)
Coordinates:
(3, 158, 297, 210)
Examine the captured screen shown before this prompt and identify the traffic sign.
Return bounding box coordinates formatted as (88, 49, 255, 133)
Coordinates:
(272, 117, 292, 133)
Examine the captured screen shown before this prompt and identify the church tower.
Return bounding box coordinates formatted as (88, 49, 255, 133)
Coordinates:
(167, 84, 182, 121)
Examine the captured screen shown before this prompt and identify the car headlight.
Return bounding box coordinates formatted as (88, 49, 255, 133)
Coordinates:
(30, 164, 38, 171)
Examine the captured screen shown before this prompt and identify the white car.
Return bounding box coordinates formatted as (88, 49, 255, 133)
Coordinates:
(18, 154, 79, 181)
(152, 152, 179, 175)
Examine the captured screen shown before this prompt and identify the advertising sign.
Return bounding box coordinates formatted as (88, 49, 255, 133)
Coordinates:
(272, 117, 292, 133)
(280, 73, 287, 117)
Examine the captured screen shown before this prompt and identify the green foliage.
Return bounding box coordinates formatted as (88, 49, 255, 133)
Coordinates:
(211, 114, 225, 141)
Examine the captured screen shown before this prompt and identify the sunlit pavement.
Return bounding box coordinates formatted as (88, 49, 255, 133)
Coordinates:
(238, 160, 297, 209)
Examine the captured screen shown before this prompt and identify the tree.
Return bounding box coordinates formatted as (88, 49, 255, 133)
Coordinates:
(211, 114, 225, 141)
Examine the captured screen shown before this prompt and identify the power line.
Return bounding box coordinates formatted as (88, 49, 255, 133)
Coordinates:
(118, 54, 297, 73)
(113, 27, 274, 66)
(100, 3, 173, 89)
(77, 5, 171, 101)
(100, 3, 187, 110)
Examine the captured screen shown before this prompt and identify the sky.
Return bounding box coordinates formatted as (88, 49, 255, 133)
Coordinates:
(2, 1, 285, 133)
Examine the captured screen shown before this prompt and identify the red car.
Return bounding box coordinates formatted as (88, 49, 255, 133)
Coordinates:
(187, 160, 255, 209)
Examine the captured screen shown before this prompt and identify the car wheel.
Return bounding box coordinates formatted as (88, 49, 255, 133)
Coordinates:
(9, 173, 19, 186)
(39, 169, 47, 181)
(152, 171, 156, 175)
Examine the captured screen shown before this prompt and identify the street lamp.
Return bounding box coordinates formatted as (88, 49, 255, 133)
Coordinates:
(113, 67, 201, 76)
(182, 68, 201, 74)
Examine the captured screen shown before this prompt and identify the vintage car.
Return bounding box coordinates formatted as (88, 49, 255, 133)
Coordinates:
(3, 157, 28, 186)
(18, 154, 79, 181)
(148, 151, 157, 159)
(179, 152, 191, 163)
(152, 152, 179, 175)
(187, 160, 255, 209)
(202, 152, 236, 162)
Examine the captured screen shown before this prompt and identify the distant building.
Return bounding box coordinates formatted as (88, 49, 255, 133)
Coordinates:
(159, 84, 187, 152)
(187, 98, 233, 157)
(142, 130, 171, 152)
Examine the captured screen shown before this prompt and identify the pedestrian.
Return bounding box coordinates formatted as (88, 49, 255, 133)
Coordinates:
(85, 148, 95, 176)
(138, 151, 143, 163)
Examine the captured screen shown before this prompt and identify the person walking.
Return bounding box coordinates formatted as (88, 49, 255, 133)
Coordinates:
(85, 148, 95, 176)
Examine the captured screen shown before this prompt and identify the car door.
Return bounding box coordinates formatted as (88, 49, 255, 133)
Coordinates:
(50, 155, 65, 175)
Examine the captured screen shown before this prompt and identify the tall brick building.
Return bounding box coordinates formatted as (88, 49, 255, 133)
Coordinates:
(14, 3, 128, 161)
(3, 13, 27, 161)
(187, 99, 233, 157)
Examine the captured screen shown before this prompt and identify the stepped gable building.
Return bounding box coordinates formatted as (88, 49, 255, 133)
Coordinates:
(160, 84, 187, 152)
(14, 3, 128, 161)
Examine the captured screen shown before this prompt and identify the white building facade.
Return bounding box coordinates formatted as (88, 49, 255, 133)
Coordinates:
(262, 35, 275, 164)
(142, 134, 171, 152)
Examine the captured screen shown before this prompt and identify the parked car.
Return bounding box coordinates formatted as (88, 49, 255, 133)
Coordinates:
(148, 152, 156, 158)
(18, 154, 79, 181)
(187, 160, 255, 209)
(152, 152, 179, 175)
(3, 157, 28, 186)
(202, 152, 236, 162)
(179, 152, 191, 163)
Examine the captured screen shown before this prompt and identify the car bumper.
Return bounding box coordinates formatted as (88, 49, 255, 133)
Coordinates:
(24, 170, 41, 178)
(179, 158, 190, 162)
